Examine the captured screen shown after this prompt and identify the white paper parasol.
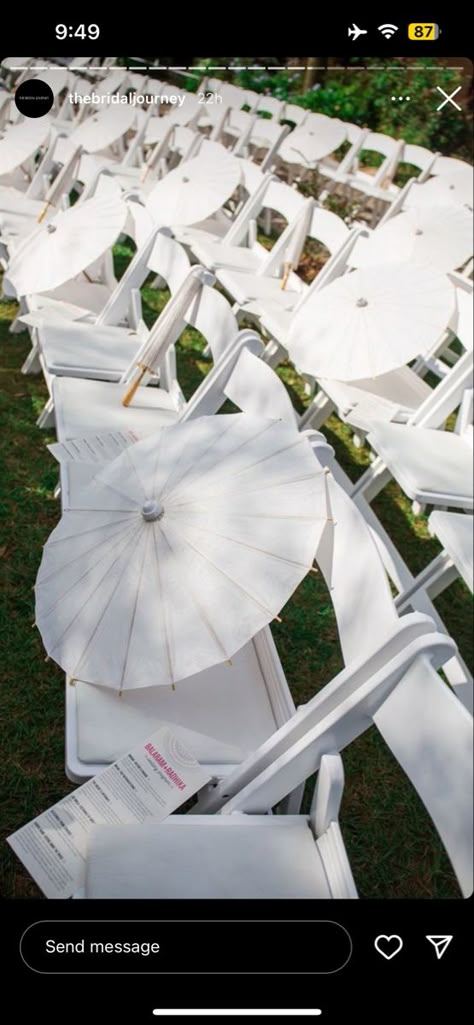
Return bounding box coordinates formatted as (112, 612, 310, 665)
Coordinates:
(431, 156, 473, 182)
(286, 262, 455, 381)
(32, 69, 68, 97)
(35, 414, 327, 690)
(1, 57, 31, 69)
(146, 142, 241, 226)
(4, 191, 128, 296)
(69, 105, 136, 153)
(0, 118, 50, 177)
(406, 174, 473, 210)
(278, 121, 346, 166)
(354, 206, 473, 273)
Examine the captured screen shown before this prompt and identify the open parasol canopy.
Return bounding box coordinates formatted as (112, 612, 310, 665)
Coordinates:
(286, 262, 455, 381)
(68, 105, 136, 153)
(3, 190, 128, 296)
(406, 174, 473, 210)
(0, 117, 50, 177)
(355, 206, 473, 273)
(32, 68, 68, 96)
(35, 414, 328, 690)
(146, 142, 241, 226)
(278, 120, 347, 166)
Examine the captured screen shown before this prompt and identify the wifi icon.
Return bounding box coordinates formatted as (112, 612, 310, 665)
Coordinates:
(378, 23, 399, 38)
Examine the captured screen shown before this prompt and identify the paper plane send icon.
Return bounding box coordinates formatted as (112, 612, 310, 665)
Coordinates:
(426, 936, 453, 960)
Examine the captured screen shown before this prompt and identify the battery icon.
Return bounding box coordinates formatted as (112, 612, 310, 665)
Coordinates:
(408, 22, 440, 39)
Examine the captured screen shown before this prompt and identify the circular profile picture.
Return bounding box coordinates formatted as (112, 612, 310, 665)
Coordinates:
(14, 79, 54, 118)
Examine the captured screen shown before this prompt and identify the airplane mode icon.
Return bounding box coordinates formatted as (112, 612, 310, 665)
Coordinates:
(426, 935, 453, 960)
(348, 23, 368, 41)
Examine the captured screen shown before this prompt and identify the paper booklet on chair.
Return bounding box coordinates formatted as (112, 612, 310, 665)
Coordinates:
(7, 726, 211, 899)
(48, 429, 143, 465)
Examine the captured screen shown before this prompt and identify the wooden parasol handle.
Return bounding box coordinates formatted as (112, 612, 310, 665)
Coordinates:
(122, 362, 152, 407)
(37, 200, 53, 224)
(280, 262, 292, 290)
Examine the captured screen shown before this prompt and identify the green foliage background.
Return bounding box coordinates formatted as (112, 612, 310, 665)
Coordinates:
(186, 57, 472, 159)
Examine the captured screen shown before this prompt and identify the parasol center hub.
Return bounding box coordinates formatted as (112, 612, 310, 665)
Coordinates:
(141, 500, 164, 521)
(182, 176, 190, 183)
(356, 297, 368, 307)
(415, 228, 423, 236)
(46, 224, 57, 234)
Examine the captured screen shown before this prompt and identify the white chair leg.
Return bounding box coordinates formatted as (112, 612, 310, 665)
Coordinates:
(299, 390, 335, 430)
(412, 500, 426, 517)
(351, 456, 392, 502)
(21, 343, 42, 375)
(36, 397, 56, 429)
(262, 339, 286, 368)
(9, 316, 25, 334)
(352, 429, 366, 449)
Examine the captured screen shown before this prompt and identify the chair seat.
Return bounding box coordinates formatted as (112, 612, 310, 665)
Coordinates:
(72, 634, 279, 767)
(259, 303, 294, 344)
(190, 239, 265, 274)
(319, 367, 432, 431)
(368, 422, 474, 505)
(40, 320, 141, 379)
(84, 816, 331, 898)
(53, 376, 179, 441)
(174, 211, 232, 246)
(217, 268, 304, 309)
(429, 511, 474, 592)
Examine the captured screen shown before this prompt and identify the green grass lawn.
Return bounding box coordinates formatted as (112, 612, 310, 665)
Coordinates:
(0, 259, 472, 899)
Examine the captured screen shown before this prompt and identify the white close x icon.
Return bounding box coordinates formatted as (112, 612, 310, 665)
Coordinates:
(436, 85, 462, 111)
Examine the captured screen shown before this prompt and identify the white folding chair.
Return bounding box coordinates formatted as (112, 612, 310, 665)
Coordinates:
(83, 632, 471, 899)
(300, 283, 473, 442)
(48, 275, 259, 442)
(353, 384, 474, 513)
(27, 227, 191, 383)
(63, 357, 453, 803)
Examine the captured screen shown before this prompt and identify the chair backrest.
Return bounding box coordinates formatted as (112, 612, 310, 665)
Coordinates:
(96, 225, 180, 327)
(235, 157, 269, 195)
(401, 143, 438, 178)
(221, 646, 472, 896)
(255, 95, 285, 118)
(354, 132, 404, 186)
(373, 655, 473, 896)
(307, 207, 351, 254)
(282, 103, 308, 127)
(258, 178, 307, 224)
(250, 118, 288, 146)
(345, 122, 366, 145)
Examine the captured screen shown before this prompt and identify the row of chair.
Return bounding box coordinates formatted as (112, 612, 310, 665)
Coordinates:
(1, 59, 472, 899)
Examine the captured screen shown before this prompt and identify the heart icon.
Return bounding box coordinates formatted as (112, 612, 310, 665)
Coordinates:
(374, 935, 403, 960)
